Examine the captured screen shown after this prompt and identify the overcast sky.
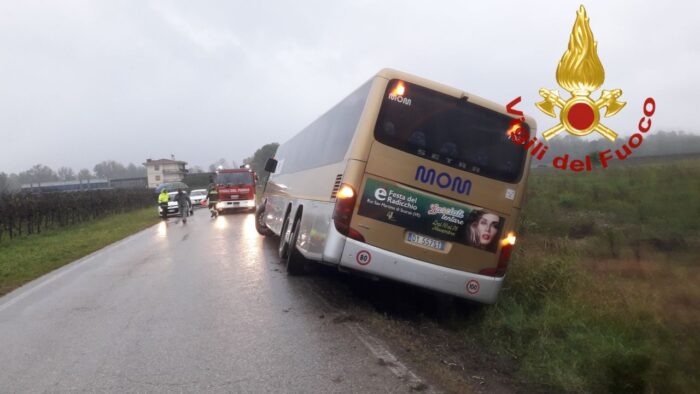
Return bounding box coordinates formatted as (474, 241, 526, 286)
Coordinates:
(1, 0, 698, 174)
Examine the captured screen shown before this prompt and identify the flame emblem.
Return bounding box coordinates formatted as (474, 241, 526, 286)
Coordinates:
(536, 5, 625, 141)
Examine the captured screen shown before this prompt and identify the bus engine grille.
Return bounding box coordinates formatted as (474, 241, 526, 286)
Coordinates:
(330, 174, 343, 199)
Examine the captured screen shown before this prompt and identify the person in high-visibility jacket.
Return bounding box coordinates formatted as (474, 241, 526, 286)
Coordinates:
(158, 189, 170, 218)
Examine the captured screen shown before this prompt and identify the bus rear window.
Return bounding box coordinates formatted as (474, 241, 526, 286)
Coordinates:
(374, 80, 528, 183)
(215, 172, 253, 185)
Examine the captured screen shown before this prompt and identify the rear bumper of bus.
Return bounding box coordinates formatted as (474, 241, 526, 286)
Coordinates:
(340, 239, 504, 304)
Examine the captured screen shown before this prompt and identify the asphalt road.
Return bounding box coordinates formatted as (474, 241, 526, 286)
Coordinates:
(0, 209, 439, 393)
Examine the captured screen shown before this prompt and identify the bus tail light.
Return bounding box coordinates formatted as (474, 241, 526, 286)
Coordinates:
(392, 81, 406, 96)
(333, 184, 365, 242)
(347, 227, 366, 243)
(479, 232, 516, 277)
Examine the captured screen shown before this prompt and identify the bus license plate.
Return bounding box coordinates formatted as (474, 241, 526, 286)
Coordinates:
(406, 232, 445, 251)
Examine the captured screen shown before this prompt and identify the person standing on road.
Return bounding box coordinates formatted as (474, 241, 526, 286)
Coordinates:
(207, 176, 219, 218)
(158, 189, 170, 219)
(175, 188, 190, 223)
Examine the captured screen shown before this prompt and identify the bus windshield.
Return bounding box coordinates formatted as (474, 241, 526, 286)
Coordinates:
(374, 80, 528, 183)
(215, 172, 253, 185)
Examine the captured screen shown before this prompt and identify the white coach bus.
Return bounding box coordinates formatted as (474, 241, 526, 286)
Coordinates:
(255, 69, 536, 303)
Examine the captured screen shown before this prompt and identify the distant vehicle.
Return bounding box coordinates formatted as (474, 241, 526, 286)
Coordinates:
(189, 189, 207, 206)
(158, 191, 194, 217)
(155, 182, 189, 195)
(256, 68, 535, 304)
(210, 168, 257, 213)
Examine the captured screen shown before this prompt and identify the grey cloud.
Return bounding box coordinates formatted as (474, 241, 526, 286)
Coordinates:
(1, 0, 698, 173)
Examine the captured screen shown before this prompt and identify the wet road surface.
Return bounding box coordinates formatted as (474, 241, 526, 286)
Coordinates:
(0, 209, 440, 393)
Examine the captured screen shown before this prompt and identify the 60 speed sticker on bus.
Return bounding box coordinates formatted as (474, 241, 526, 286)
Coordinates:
(356, 250, 372, 266)
(466, 280, 480, 295)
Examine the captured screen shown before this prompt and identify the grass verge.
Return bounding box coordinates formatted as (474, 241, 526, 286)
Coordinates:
(0, 207, 160, 296)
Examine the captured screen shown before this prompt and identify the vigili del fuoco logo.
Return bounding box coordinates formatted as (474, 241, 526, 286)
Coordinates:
(506, 5, 657, 172)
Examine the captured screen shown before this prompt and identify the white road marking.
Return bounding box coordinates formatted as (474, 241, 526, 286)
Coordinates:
(307, 285, 440, 393)
(346, 322, 438, 393)
(0, 223, 157, 313)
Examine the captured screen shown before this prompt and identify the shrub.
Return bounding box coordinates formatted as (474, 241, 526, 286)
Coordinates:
(0, 189, 154, 242)
(557, 192, 579, 209)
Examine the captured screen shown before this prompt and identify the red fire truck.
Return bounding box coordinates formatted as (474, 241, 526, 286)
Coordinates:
(209, 168, 257, 213)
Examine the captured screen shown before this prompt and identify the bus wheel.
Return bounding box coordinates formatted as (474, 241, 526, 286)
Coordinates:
(255, 206, 273, 236)
(278, 215, 291, 259)
(285, 217, 305, 275)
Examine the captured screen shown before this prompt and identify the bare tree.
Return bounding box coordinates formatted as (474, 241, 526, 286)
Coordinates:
(1, 172, 30, 192)
(125, 163, 146, 177)
(78, 168, 94, 180)
(18, 164, 59, 184)
(208, 158, 229, 172)
(0, 172, 8, 193)
(57, 167, 76, 181)
(242, 143, 279, 183)
(94, 160, 127, 179)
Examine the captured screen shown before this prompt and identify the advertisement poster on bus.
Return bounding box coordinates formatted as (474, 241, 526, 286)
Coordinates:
(358, 178, 504, 252)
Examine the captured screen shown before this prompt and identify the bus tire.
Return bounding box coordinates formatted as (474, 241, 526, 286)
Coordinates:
(255, 205, 273, 236)
(278, 214, 291, 259)
(285, 216, 305, 275)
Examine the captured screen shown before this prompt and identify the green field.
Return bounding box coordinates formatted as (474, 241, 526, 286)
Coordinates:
(469, 157, 700, 392)
(0, 207, 160, 296)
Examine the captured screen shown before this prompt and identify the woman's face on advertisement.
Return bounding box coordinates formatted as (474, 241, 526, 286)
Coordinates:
(476, 213, 500, 245)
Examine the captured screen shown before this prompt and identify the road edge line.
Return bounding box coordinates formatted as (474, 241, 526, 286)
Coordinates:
(0, 221, 160, 312)
(305, 285, 440, 393)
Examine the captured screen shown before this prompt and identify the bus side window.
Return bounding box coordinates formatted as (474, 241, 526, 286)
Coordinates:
(439, 141, 458, 159)
(408, 130, 426, 148)
(382, 121, 396, 136)
(501, 160, 514, 174)
(474, 148, 489, 166)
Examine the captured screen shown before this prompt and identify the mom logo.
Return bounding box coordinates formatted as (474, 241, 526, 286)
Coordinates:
(415, 166, 472, 195)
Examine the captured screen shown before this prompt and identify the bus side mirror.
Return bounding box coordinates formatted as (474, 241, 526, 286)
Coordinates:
(264, 158, 278, 173)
